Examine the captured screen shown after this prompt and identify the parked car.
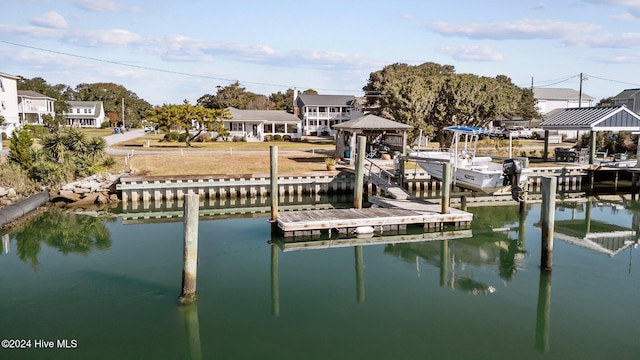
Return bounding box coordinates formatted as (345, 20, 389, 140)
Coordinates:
(502, 126, 532, 139)
(144, 125, 155, 132)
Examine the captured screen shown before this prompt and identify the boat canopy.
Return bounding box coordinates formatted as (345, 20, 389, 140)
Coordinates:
(444, 126, 493, 135)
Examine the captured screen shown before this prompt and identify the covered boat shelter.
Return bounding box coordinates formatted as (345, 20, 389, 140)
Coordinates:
(539, 105, 640, 164)
(333, 114, 413, 163)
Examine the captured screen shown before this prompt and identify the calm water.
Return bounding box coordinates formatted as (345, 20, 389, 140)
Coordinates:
(1, 197, 639, 360)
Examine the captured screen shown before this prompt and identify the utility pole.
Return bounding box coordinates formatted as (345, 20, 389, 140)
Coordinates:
(121, 98, 125, 129)
(578, 73, 583, 108)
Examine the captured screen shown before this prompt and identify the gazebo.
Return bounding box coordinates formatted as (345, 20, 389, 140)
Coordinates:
(539, 105, 640, 164)
(332, 114, 413, 163)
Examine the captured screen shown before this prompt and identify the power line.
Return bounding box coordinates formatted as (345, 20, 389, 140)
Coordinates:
(0, 39, 360, 94)
(584, 74, 640, 88)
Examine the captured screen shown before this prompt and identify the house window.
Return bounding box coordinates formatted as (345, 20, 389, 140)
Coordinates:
(76, 109, 81, 114)
(0, 78, 4, 91)
(231, 122, 243, 131)
(84, 109, 88, 114)
(1, 100, 5, 110)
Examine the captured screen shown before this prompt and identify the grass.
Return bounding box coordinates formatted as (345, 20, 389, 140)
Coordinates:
(109, 152, 332, 175)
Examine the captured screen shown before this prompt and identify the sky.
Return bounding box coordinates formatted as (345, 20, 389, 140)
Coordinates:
(1, 0, 640, 106)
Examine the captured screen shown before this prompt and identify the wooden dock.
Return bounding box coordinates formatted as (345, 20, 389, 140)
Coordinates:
(276, 203, 472, 237)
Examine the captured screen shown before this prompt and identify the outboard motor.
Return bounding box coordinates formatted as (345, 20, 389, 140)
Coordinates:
(502, 159, 525, 202)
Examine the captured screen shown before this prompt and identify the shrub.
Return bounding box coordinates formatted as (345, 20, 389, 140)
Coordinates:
(273, 134, 282, 141)
(283, 134, 292, 141)
(100, 121, 111, 129)
(263, 135, 272, 142)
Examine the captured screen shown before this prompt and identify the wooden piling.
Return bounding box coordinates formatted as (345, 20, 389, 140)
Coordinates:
(270, 146, 278, 230)
(180, 193, 199, 303)
(540, 177, 556, 271)
(354, 136, 366, 209)
(441, 162, 452, 214)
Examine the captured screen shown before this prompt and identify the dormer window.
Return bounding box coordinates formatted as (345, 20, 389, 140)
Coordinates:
(0, 78, 4, 91)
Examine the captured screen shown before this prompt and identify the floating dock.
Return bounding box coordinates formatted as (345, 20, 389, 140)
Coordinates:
(276, 200, 472, 237)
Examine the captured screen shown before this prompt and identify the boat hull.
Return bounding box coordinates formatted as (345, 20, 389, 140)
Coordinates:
(418, 160, 530, 195)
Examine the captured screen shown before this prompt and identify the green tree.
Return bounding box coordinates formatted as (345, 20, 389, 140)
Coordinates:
(146, 101, 231, 146)
(71, 83, 152, 127)
(7, 128, 34, 170)
(197, 81, 268, 110)
(363, 62, 538, 146)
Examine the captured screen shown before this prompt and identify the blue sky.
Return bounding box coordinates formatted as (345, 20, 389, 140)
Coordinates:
(1, 0, 640, 106)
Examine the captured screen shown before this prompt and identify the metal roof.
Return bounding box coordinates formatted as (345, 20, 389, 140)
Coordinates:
(539, 105, 640, 131)
(297, 94, 357, 107)
(333, 114, 412, 130)
(611, 88, 640, 100)
(227, 107, 300, 123)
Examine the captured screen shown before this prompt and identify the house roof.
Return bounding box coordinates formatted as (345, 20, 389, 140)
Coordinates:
(612, 88, 640, 100)
(227, 107, 300, 123)
(297, 94, 357, 107)
(65, 101, 103, 119)
(333, 114, 412, 130)
(17, 90, 55, 100)
(0, 72, 19, 80)
(534, 87, 595, 101)
(539, 105, 640, 131)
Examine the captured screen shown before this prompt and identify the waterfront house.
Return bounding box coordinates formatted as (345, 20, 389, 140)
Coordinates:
(0, 72, 20, 138)
(611, 88, 640, 115)
(294, 92, 363, 136)
(225, 107, 301, 141)
(64, 101, 105, 128)
(17, 90, 55, 126)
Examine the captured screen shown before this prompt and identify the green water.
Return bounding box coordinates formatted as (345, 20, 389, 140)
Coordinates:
(1, 199, 639, 360)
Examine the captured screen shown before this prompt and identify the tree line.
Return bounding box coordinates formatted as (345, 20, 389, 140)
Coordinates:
(17, 61, 544, 145)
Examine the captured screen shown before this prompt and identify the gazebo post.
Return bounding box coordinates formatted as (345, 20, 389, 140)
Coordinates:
(589, 130, 596, 165)
(402, 130, 408, 155)
(543, 130, 549, 161)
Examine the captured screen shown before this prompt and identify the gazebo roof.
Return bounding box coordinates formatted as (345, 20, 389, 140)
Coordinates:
(333, 114, 412, 131)
(539, 105, 640, 131)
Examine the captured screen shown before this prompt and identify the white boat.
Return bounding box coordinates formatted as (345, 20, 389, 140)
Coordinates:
(409, 126, 530, 200)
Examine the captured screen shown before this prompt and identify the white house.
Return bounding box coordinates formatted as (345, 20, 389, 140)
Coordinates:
(225, 107, 301, 141)
(0, 72, 20, 138)
(534, 88, 595, 115)
(294, 92, 363, 136)
(64, 101, 105, 128)
(17, 90, 55, 126)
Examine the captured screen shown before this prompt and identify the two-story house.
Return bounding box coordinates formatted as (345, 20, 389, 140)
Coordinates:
(611, 88, 640, 115)
(64, 101, 105, 128)
(533, 88, 595, 116)
(17, 90, 55, 126)
(0, 72, 20, 139)
(294, 92, 363, 136)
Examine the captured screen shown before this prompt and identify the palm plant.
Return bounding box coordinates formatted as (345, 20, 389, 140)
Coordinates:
(42, 133, 67, 163)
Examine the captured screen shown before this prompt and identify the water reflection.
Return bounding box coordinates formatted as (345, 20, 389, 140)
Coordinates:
(537, 199, 639, 257)
(3, 207, 114, 269)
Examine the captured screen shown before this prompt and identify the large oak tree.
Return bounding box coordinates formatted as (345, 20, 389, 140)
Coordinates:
(363, 62, 540, 146)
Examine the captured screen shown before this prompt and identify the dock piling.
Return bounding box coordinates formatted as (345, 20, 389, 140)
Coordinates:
(270, 146, 278, 231)
(180, 193, 199, 303)
(354, 136, 366, 209)
(441, 162, 452, 214)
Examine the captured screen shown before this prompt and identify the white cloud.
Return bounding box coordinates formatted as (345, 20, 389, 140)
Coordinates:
(30, 11, 68, 29)
(63, 29, 146, 47)
(582, 0, 640, 18)
(427, 18, 601, 40)
(566, 32, 640, 48)
(609, 12, 637, 20)
(438, 45, 505, 62)
(73, 0, 121, 12)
